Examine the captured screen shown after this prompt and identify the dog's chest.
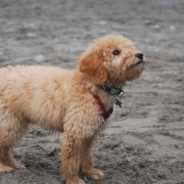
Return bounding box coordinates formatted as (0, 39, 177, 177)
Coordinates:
(101, 94, 116, 111)
(97, 94, 116, 126)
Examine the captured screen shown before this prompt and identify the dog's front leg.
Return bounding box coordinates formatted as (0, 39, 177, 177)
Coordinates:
(81, 136, 104, 180)
(59, 132, 85, 184)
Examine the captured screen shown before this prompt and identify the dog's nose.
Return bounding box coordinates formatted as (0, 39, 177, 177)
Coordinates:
(135, 53, 144, 60)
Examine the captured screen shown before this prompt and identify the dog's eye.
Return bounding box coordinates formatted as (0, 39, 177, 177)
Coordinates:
(112, 50, 121, 55)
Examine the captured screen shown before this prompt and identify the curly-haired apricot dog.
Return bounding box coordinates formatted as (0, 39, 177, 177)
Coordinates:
(0, 35, 147, 184)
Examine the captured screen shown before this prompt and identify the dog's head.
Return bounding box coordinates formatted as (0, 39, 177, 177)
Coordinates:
(78, 35, 147, 86)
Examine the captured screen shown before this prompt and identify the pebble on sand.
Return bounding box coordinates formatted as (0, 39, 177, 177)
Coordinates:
(144, 20, 153, 25)
(34, 55, 45, 62)
(27, 33, 37, 38)
(170, 25, 175, 30)
(0, 52, 8, 62)
(153, 25, 161, 30)
(99, 20, 107, 26)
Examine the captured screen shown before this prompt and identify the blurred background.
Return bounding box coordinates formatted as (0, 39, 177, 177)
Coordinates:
(0, 0, 184, 184)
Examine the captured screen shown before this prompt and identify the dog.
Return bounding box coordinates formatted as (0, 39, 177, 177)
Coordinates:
(0, 35, 147, 184)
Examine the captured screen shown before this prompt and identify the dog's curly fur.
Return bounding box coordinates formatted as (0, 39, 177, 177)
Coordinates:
(0, 35, 147, 184)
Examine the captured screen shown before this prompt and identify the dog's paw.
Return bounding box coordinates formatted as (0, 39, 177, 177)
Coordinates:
(0, 165, 13, 173)
(13, 161, 25, 169)
(66, 176, 85, 184)
(83, 168, 104, 180)
(6, 160, 25, 169)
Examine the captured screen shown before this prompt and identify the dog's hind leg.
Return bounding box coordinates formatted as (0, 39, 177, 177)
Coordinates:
(0, 105, 29, 172)
(0, 146, 26, 170)
(0, 161, 13, 173)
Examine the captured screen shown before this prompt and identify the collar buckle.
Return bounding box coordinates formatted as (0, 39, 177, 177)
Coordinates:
(100, 85, 124, 96)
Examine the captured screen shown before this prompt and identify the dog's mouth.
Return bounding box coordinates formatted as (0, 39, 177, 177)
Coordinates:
(135, 60, 144, 66)
(129, 59, 145, 69)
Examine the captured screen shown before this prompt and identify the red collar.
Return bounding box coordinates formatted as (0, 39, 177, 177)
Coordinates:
(89, 90, 113, 120)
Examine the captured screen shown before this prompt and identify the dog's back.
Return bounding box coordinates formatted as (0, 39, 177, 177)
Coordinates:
(0, 65, 74, 131)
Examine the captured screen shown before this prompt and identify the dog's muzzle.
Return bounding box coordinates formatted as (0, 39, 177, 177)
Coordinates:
(135, 53, 144, 60)
(135, 53, 144, 66)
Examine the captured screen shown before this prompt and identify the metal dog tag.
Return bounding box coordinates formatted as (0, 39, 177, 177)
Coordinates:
(115, 97, 122, 108)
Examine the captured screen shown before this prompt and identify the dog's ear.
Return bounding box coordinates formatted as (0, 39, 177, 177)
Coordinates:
(78, 49, 108, 85)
